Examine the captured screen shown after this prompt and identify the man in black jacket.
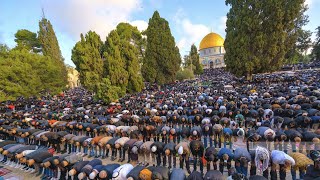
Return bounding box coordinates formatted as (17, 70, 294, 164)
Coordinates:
(190, 140, 205, 175)
(150, 141, 165, 166)
(205, 146, 218, 171)
(163, 142, 177, 169)
(304, 150, 320, 180)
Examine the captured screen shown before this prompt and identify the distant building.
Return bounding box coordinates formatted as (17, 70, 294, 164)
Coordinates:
(199, 32, 226, 69)
(67, 67, 80, 88)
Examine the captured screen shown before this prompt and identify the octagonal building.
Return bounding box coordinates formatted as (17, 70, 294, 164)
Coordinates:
(199, 32, 226, 69)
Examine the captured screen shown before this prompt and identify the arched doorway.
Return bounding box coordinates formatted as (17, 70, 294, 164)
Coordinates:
(209, 61, 214, 68)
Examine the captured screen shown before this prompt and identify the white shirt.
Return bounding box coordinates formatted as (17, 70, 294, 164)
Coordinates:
(22, 150, 36, 156)
(271, 150, 295, 166)
(112, 164, 133, 180)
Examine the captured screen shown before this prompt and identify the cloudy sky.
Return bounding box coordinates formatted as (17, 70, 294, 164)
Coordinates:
(1, 0, 320, 66)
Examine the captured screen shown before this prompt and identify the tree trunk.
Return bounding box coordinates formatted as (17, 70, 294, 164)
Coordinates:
(246, 72, 253, 81)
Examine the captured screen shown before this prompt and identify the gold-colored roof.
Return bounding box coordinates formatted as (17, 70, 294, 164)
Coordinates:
(199, 32, 224, 50)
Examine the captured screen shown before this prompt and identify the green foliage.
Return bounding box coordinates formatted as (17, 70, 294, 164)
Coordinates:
(142, 11, 181, 85)
(104, 30, 128, 96)
(189, 44, 203, 75)
(312, 26, 320, 61)
(176, 68, 195, 81)
(14, 29, 41, 52)
(0, 44, 9, 55)
(296, 30, 312, 55)
(72, 23, 145, 103)
(71, 31, 104, 92)
(0, 49, 65, 101)
(95, 78, 122, 103)
(116, 23, 144, 93)
(225, 0, 306, 80)
(38, 18, 68, 88)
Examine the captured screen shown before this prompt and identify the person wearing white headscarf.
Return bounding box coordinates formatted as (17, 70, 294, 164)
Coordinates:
(251, 146, 270, 179)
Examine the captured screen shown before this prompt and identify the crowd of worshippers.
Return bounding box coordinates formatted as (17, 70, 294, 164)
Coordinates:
(0, 68, 320, 180)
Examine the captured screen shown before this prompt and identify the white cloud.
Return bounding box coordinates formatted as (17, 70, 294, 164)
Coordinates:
(131, 20, 148, 32)
(178, 19, 210, 50)
(305, 0, 320, 8)
(219, 16, 227, 33)
(173, 8, 226, 55)
(305, 0, 313, 7)
(42, 0, 142, 40)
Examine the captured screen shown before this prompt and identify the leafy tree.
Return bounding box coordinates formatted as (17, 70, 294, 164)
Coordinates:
(189, 44, 203, 75)
(176, 68, 195, 81)
(72, 31, 104, 92)
(142, 11, 181, 85)
(296, 30, 312, 55)
(312, 26, 320, 61)
(116, 23, 144, 93)
(225, 0, 306, 80)
(14, 29, 41, 52)
(95, 78, 122, 103)
(0, 44, 9, 55)
(38, 17, 67, 89)
(0, 48, 65, 101)
(104, 30, 129, 96)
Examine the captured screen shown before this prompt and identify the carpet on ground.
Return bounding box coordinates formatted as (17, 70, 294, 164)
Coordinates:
(0, 168, 11, 176)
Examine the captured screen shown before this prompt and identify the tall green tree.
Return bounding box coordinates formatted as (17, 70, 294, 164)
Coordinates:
(189, 44, 203, 75)
(14, 29, 41, 52)
(225, 0, 306, 80)
(142, 11, 181, 85)
(38, 17, 67, 88)
(116, 23, 144, 93)
(312, 26, 320, 61)
(104, 30, 128, 96)
(72, 31, 104, 92)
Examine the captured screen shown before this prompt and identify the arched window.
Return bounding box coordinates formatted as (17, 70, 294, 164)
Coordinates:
(215, 59, 220, 64)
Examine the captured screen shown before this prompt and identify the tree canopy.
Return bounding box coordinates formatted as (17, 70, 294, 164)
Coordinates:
(142, 11, 181, 85)
(14, 29, 41, 52)
(72, 31, 104, 92)
(224, 0, 307, 80)
(38, 17, 68, 88)
(312, 26, 320, 61)
(72, 23, 145, 103)
(188, 44, 203, 75)
(0, 49, 65, 101)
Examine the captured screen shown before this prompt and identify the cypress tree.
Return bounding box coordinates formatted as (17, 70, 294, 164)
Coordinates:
(189, 44, 203, 75)
(312, 26, 320, 61)
(38, 17, 67, 89)
(71, 31, 104, 92)
(104, 30, 128, 96)
(116, 23, 144, 93)
(142, 11, 181, 85)
(224, 0, 306, 80)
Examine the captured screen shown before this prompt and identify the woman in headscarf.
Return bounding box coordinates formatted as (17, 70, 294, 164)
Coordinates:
(250, 146, 270, 179)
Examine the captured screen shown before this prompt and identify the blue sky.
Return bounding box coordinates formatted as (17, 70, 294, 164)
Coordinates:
(1, 0, 320, 66)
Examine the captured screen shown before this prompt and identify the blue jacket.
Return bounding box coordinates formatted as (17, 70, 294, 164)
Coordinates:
(217, 148, 234, 159)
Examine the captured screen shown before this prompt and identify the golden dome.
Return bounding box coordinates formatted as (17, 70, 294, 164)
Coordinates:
(199, 33, 224, 50)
